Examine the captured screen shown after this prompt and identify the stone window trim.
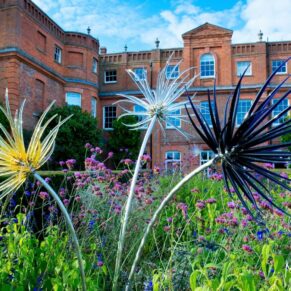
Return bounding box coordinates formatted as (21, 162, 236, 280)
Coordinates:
(103, 105, 117, 130)
(54, 45, 62, 64)
(66, 92, 82, 107)
(165, 64, 180, 79)
(272, 98, 289, 127)
(165, 151, 181, 171)
(92, 58, 98, 74)
(104, 70, 117, 84)
(236, 61, 252, 76)
(200, 53, 215, 79)
(272, 59, 288, 75)
(166, 108, 182, 129)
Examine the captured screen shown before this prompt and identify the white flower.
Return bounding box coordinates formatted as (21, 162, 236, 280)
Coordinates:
(115, 55, 198, 136)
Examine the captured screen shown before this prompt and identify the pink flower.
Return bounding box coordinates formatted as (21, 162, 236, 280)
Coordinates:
(75, 196, 81, 202)
(141, 154, 151, 163)
(242, 244, 253, 253)
(227, 202, 236, 209)
(63, 199, 70, 207)
(264, 163, 274, 170)
(191, 188, 199, 193)
(85, 143, 92, 149)
(39, 191, 49, 200)
(195, 201, 205, 210)
(153, 166, 160, 174)
(206, 198, 217, 204)
(108, 151, 114, 158)
(163, 226, 171, 232)
(280, 172, 288, 179)
(123, 159, 133, 166)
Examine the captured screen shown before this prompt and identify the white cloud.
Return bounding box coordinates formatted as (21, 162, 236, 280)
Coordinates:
(32, 0, 291, 52)
(233, 0, 291, 42)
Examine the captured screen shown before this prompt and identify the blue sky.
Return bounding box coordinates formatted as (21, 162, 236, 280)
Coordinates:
(34, 0, 291, 53)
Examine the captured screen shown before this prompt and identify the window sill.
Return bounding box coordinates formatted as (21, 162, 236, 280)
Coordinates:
(104, 81, 117, 84)
(54, 60, 62, 65)
(200, 76, 215, 79)
(103, 128, 114, 131)
(36, 48, 46, 55)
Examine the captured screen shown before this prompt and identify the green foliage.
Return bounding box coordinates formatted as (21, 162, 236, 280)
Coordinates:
(108, 116, 141, 166)
(44, 105, 102, 169)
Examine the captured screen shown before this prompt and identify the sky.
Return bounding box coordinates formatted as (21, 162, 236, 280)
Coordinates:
(33, 0, 291, 53)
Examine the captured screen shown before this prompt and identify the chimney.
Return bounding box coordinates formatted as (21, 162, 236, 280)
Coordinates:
(100, 47, 107, 55)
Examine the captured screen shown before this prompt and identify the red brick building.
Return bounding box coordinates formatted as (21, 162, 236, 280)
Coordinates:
(0, 0, 290, 171)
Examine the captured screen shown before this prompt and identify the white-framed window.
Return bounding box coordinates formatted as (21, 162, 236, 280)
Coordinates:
(104, 70, 117, 83)
(54, 45, 62, 64)
(272, 99, 289, 126)
(66, 92, 81, 107)
(237, 61, 252, 76)
(166, 109, 181, 128)
(134, 105, 147, 129)
(133, 68, 146, 80)
(103, 106, 116, 129)
(166, 65, 179, 79)
(91, 97, 97, 118)
(236, 100, 252, 126)
(92, 58, 98, 74)
(200, 101, 214, 127)
(272, 60, 287, 74)
(200, 150, 215, 176)
(165, 151, 181, 171)
(200, 54, 215, 78)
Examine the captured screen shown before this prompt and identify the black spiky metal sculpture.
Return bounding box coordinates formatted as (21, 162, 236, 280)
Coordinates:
(186, 58, 291, 221)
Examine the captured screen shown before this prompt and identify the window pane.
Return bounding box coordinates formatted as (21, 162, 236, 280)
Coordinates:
(200, 101, 214, 127)
(200, 54, 215, 77)
(272, 60, 287, 74)
(166, 108, 181, 128)
(92, 58, 98, 73)
(66, 92, 81, 107)
(272, 99, 288, 126)
(133, 68, 146, 80)
(105, 70, 117, 83)
(91, 97, 97, 118)
(165, 151, 181, 171)
(134, 105, 147, 128)
(104, 106, 117, 129)
(166, 65, 179, 79)
(237, 61, 252, 76)
(236, 100, 252, 125)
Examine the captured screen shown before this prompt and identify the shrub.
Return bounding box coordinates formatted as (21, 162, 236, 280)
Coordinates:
(44, 105, 102, 169)
(108, 116, 141, 167)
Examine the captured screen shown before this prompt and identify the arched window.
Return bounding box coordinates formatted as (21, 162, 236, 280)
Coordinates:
(200, 54, 215, 77)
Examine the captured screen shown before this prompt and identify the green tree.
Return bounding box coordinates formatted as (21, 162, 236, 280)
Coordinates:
(44, 105, 101, 169)
(108, 116, 141, 167)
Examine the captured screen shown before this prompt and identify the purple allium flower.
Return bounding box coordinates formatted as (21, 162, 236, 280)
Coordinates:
(59, 161, 65, 167)
(108, 151, 114, 158)
(85, 143, 92, 149)
(280, 172, 288, 179)
(63, 199, 69, 207)
(259, 270, 265, 279)
(167, 217, 173, 223)
(75, 196, 81, 202)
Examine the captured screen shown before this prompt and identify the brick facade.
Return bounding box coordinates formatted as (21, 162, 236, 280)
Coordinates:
(0, 0, 290, 171)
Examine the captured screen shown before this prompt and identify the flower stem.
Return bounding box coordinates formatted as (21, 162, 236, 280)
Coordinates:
(113, 116, 157, 290)
(33, 173, 86, 291)
(126, 158, 215, 289)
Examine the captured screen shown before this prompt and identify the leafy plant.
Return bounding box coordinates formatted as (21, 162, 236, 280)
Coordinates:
(108, 116, 141, 167)
(44, 105, 102, 169)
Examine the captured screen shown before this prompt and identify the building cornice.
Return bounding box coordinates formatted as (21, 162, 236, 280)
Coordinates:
(99, 84, 291, 97)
